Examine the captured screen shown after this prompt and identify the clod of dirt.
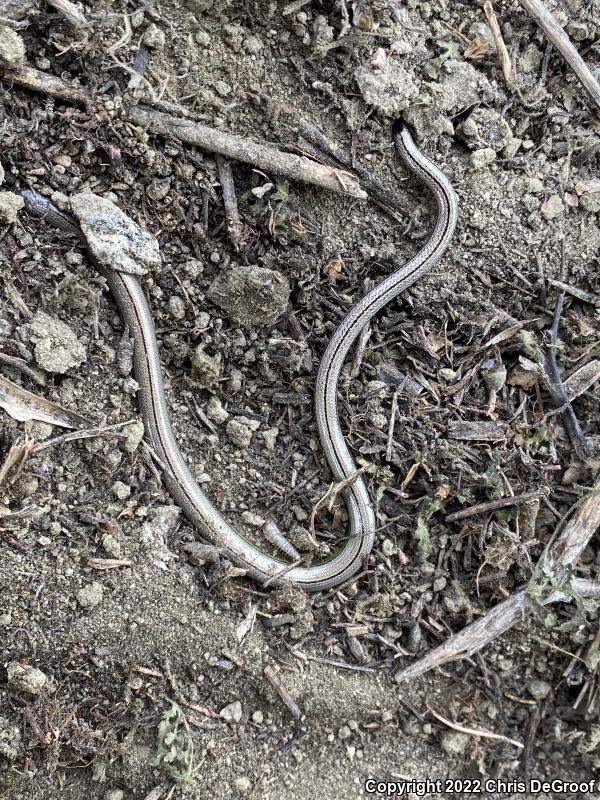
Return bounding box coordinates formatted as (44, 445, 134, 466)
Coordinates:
(142, 23, 165, 49)
(456, 107, 513, 152)
(6, 662, 48, 695)
(234, 776, 252, 794)
(439, 730, 470, 755)
(0, 190, 24, 223)
(77, 581, 104, 610)
(191, 346, 221, 388)
(354, 59, 418, 117)
(207, 266, 290, 326)
(70, 192, 161, 276)
(120, 419, 145, 453)
(206, 395, 229, 423)
(140, 506, 180, 568)
(470, 148, 496, 169)
(226, 418, 254, 448)
(28, 310, 86, 374)
(0, 715, 22, 762)
(0, 26, 25, 69)
(541, 195, 565, 220)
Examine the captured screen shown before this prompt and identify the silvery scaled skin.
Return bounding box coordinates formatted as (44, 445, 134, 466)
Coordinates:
(16, 121, 458, 591)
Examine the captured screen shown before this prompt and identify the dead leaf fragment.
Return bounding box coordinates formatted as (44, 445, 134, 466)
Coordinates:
(0, 375, 91, 428)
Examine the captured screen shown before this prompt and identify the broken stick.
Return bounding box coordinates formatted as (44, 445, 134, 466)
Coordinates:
(517, 0, 600, 111)
(395, 474, 600, 682)
(128, 106, 367, 199)
(216, 155, 243, 251)
(1, 65, 90, 108)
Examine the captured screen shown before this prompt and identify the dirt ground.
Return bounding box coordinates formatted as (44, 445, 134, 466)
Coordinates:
(1, 0, 600, 798)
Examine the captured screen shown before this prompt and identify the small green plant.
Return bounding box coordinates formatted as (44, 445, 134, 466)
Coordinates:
(413, 497, 442, 563)
(244, 180, 292, 242)
(154, 700, 194, 790)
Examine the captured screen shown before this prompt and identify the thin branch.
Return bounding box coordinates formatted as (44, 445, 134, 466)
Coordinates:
(445, 487, 549, 523)
(1, 65, 90, 108)
(216, 155, 243, 251)
(395, 475, 600, 682)
(517, 0, 600, 110)
(542, 292, 590, 458)
(128, 106, 367, 199)
(428, 707, 524, 749)
(483, 1, 514, 89)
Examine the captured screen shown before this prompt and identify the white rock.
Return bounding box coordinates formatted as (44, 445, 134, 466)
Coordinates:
(220, 700, 243, 723)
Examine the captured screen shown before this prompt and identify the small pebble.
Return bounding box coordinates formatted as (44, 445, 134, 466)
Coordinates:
(527, 679, 552, 700)
(112, 481, 131, 500)
(220, 700, 243, 723)
(7, 662, 48, 695)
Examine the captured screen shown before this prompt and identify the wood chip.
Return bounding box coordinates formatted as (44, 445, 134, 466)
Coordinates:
(448, 421, 508, 441)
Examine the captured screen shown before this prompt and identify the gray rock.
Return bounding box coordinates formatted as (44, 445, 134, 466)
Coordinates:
(0, 191, 23, 223)
(7, 662, 47, 695)
(0, 26, 26, 69)
(70, 192, 161, 276)
(29, 310, 86, 374)
(208, 266, 290, 327)
(77, 581, 104, 609)
(527, 679, 552, 700)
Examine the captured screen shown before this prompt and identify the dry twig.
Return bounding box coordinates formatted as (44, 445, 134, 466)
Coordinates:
(395, 475, 600, 682)
(517, 0, 600, 110)
(445, 487, 549, 523)
(483, 1, 514, 89)
(428, 707, 524, 749)
(216, 155, 243, 251)
(128, 107, 367, 199)
(1, 66, 90, 108)
(264, 665, 301, 719)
